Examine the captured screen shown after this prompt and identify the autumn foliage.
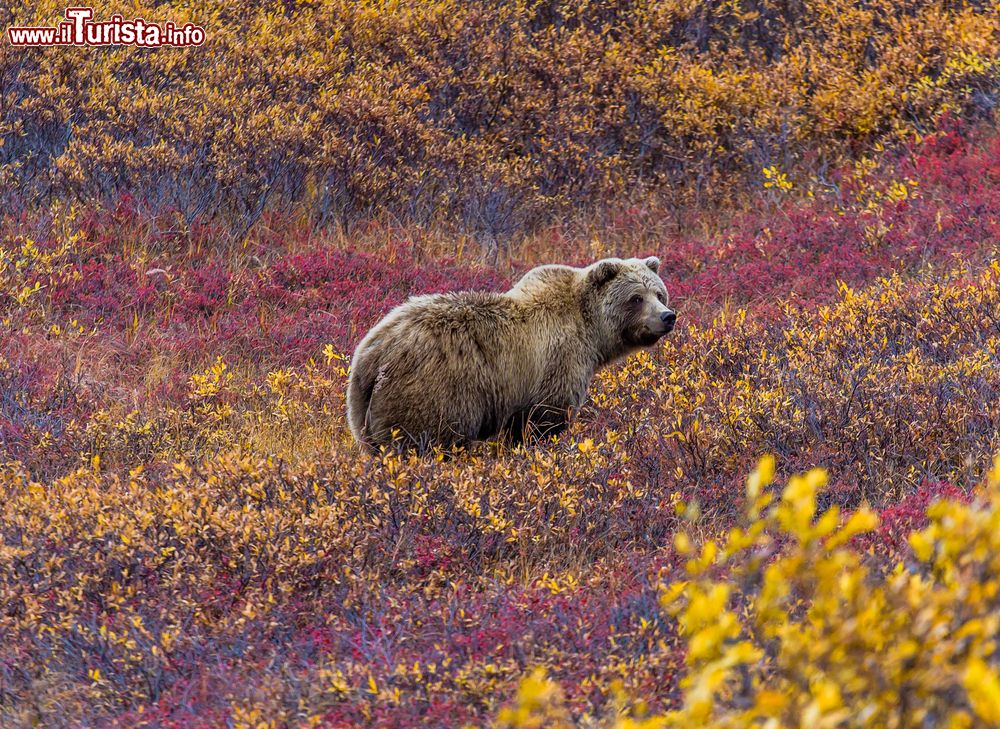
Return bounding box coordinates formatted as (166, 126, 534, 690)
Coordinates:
(2, 0, 998, 248)
(2, 1, 1000, 726)
(1, 115, 999, 725)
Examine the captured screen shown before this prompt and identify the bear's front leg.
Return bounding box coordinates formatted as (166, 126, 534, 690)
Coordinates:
(501, 403, 572, 445)
(525, 403, 572, 441)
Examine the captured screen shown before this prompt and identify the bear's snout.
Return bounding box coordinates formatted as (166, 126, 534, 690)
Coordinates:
(661, 310, 676, 331)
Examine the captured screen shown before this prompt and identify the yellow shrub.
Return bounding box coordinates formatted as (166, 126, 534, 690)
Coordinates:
(502, 456, 1000, 728)
(3, 0, 997, 237)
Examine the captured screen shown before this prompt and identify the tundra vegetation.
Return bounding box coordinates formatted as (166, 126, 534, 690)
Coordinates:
(1, 0, 1000, 726)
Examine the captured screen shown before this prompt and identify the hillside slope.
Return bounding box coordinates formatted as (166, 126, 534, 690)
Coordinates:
(1, 122, 999, 726)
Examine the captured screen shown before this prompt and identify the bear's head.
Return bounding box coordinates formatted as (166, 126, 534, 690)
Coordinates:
(583, 256, 676, 358)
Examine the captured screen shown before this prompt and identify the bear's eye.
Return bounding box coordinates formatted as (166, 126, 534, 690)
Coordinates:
(630, 294, 643, 305)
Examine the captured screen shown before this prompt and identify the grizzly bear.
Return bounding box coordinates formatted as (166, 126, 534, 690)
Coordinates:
(346, 256, 676, 450)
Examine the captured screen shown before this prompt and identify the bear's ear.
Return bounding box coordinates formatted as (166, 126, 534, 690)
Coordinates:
(587, 260, 622, 289)
(644, 256, 661, 273)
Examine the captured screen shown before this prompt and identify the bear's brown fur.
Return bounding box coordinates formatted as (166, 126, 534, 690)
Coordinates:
(346, 256, 675, 450)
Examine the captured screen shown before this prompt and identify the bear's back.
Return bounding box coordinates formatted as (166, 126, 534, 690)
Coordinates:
(403, 290, 518, 331)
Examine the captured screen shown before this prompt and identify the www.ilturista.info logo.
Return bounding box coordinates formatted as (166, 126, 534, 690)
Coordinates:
(7, 7, 205, 47)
